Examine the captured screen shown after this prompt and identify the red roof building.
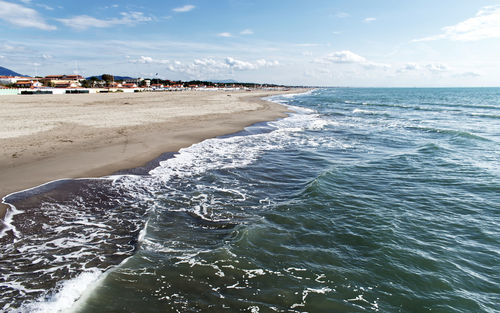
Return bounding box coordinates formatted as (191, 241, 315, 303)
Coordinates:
(14, 80, 43, 88)
(122, 83, 138, 88)
(53, 81, 80, 88)
(43, 75, 84, 81)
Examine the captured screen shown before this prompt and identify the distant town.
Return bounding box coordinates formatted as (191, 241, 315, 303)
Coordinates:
(0, 73, 291, 95)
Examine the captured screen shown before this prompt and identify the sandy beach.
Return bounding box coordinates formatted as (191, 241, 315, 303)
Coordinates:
(0, 89, 304, 219)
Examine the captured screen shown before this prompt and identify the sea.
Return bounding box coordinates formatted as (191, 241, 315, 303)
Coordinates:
(0, 88, 499, 313)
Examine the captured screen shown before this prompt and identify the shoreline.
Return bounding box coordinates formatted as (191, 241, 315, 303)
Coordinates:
(0, 89, 308, 221)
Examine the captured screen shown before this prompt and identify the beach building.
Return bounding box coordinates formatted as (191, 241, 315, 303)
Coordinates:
(40, 75, 84, 87)
(65, 75, 84, 81)
(123, 78, 144, 85)
(53, 81, 80, 88)
(0, 76, 17, 85)
(151, 83, 164, 89)
(122, 83, 138, 88)
(0, 76, 33, 85)
(13, 80, 43, 88)
(109, 82, 123, 88)
(42, 75, 84, 81)
(166, 84, 184, 90)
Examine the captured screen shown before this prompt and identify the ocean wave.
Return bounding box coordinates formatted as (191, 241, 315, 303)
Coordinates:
(407, 126, 491, 142)
(275, 88, 318, 99)
(469, 112, 500, 119)
(16, 269, 102, 313)
(0, 179, 150, 311)
(356, 101, 452, 113)
(352, 108, 388, 116)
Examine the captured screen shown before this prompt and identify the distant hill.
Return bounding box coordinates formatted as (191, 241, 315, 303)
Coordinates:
(86, 75, 135, 81)
(0, 66, 24, 76)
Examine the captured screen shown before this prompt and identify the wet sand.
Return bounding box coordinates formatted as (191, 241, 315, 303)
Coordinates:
(0, 89, 304, 219)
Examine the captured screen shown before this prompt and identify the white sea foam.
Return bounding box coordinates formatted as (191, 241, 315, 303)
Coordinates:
(0, 177, 116, 240)
(148, 109, 322, 184)
(272, 88, 318, 99)
(1, 178, 150, 312)
(130, 92, 339, 202)
(353, 108, 378, 115)
(0, 202, 22, 238)
(16, 269, 103, 313)
(290, 287, 334, 309)
(147, 111, 331, 185)
(244, 268, 266, 278)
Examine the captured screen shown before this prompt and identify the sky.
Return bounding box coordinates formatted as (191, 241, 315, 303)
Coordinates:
(1, 0, 500, 86)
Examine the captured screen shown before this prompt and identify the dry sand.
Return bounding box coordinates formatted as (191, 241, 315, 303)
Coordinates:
(0, 89, 305, 219)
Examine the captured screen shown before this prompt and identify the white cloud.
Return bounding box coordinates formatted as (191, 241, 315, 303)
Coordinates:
(322, 50, 366, 63)
(0, 55, 4, 59)
(425, 63, 450, 72)
(223, 58, 278, 71)
(457, 71, 480, 77)
(397, 63, 420, 72)
(240, 29, 254, 35)
(397, 62, 451, 73)
(256, 59, 279, 67)
(363, 17, 376, 23)
(217, 32, 233, 38)
(129, 56, 169, 64)
(316, 50, 390, 69)
(172, 5, 195, 13)
(414, 5, 500, 41)
(133, 56, 153, 63)
(37, 4, 54, 11)
(335, 12, 350, 18)
(57, 11, 151, 30)
(164, 57, 279, 78)
(129, 56, 279, 75)
(0, 0, 56, 30)
(225, 57, 256, 70)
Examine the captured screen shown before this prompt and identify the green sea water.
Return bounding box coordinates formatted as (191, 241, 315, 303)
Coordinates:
(1, 88, 499, 312)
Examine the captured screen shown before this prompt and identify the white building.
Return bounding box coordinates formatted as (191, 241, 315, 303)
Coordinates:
(0, 76, 29, 85)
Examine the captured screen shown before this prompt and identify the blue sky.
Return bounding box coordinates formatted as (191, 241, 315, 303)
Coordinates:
(1, 0, 500, 86)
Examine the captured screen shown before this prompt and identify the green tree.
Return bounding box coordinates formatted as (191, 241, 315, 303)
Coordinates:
(88, 76, 99, 88)
(101, 74, 114, 85)
(81, 80, 91, 88)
